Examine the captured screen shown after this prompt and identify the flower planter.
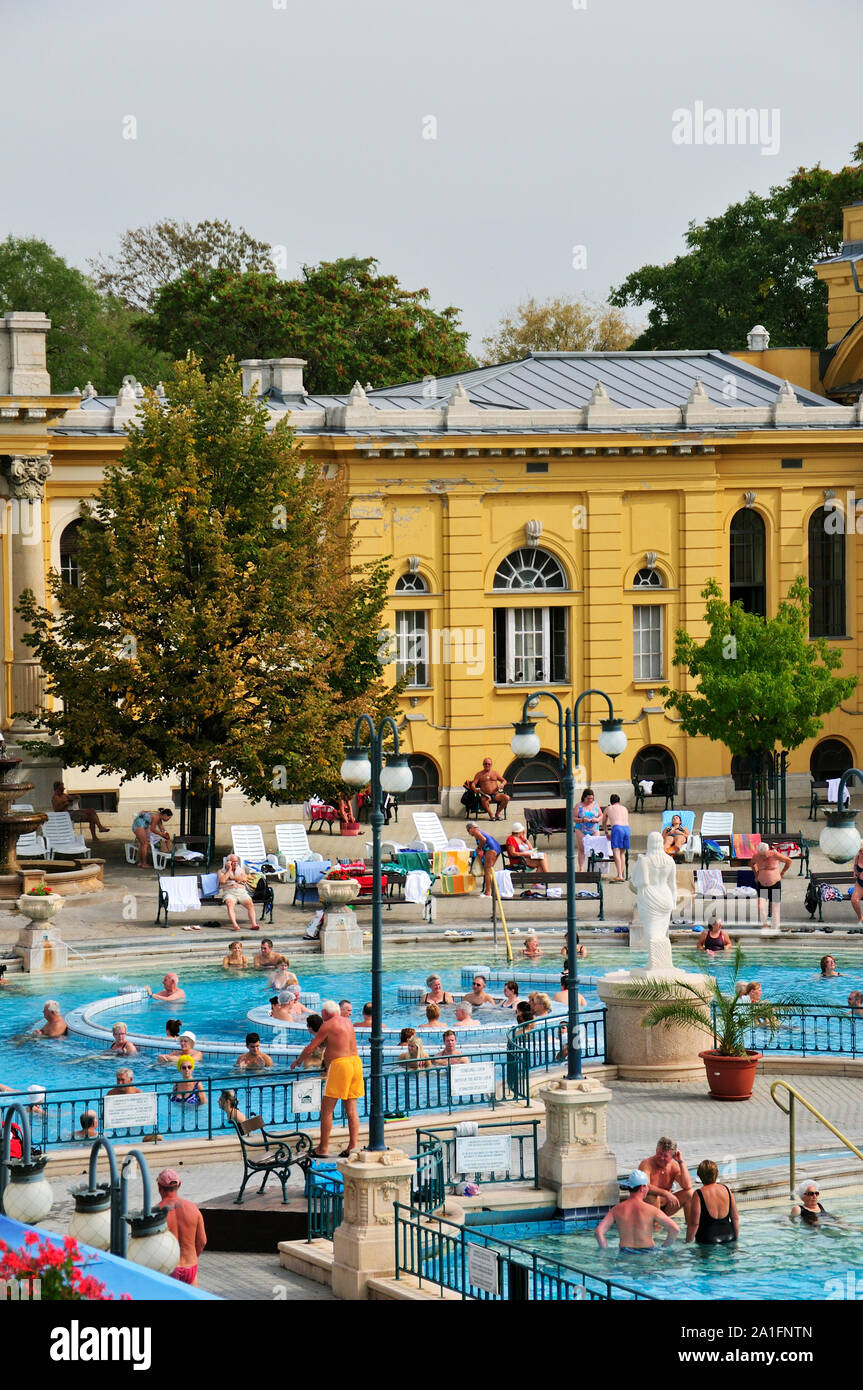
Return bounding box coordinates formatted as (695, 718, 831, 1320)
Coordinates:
(318, 878, 361, 906)
(16, 894, 64, 923)
(698, 1049, 761, 1101)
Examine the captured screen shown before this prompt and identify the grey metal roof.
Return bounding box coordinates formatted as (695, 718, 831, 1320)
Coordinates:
(368, 350, 830, 410)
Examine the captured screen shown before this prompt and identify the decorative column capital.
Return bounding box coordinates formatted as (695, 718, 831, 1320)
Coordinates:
(1, 454, 53, 500)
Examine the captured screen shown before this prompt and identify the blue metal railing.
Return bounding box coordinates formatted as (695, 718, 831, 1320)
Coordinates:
(306, 1142, 445, 1241)
(711, 1002, 863, 1058)
(415, 1119, 541, 1190)
(307, 1171, 344, 1240)
(393, 1204, 657, 1301)
(508, 1009, 606, 1073)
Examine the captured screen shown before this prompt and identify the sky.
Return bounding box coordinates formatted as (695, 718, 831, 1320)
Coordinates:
(1, 0, 860, 354)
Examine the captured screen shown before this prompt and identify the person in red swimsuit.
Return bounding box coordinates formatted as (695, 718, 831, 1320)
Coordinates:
(157, 1169, 207, 1286)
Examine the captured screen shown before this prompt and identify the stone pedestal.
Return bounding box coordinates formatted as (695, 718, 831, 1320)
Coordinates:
(321, 908, 363, 955)
(537, 1077, 619, 1212)
(331, 1148, 415, 1300)
(596, 972, 710, 1082)
(14, 923, 69, 972)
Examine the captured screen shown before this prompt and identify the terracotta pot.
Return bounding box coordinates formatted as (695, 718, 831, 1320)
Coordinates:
(16, 894, 64, 922)
(698, 1049, 761, 1101)
(318, 878, 361, 906)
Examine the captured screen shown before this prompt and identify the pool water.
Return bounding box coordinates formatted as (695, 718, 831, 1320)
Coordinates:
(497, 1197, 863, 1300)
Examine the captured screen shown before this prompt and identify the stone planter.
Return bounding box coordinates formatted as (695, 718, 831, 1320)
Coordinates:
(596, 972, 710, 1082)
(16, 893, 64, 922)
(318, 878, 360, 906)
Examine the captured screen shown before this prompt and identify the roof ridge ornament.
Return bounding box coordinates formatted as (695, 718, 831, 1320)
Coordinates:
(682, 376, 718, 426)
(585, 379, 623, 427)
(443, 379, 481, 430)
(772, 378, 808, 425)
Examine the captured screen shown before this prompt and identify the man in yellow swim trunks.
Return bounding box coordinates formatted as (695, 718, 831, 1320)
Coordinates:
(290, 999, 364, 1156)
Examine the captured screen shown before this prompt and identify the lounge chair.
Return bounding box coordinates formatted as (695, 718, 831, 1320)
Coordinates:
(274, 823, 325, 872)
(230, 825, 286, 880)
(412, 812, 454, 853)
(661, 808, 697, 862)
(42, 811, 91, 859)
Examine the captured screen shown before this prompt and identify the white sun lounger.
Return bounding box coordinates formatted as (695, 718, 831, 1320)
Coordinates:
(274, 823, 324, 871)
(230, 825, 286, 880)
(43, 811, 90, 858)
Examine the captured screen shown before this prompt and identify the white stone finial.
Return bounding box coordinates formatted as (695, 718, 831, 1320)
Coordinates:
(116, 379, 137, 406)
(349, 381, 369, 403)
(747, 324, 770, 351)
(71, 386, 81, 396)
(777, 379, 797, 404)
(685, 378, 710, 405)
(448, 381, 471, 406)
(82, 381, 97, 399)
(588, 380, 612, 405)
(155, 382, 166, 399)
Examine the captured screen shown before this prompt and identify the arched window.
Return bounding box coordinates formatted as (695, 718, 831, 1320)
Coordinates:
(632, 567, 664, 589)
(395, 572, 428, 593)
(631, 745, 676, 783)
(493, 548, 566, 590)
(809, 508, 845, 637)
(401, 754, 440, 805)
(59, 519, 82, 587)
(810, 738, 852, 782)
(730, 754, 752, 791)
(503, 754, 562, 800)
(729, 509, 766, 615)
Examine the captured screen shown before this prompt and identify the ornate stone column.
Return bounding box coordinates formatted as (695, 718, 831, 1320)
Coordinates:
(537, 1077, 620, 1213)
(331, 1148, 416, 1300)
(1, 454, 52, 731)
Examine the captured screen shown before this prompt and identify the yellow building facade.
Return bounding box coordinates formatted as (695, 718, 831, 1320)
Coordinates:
(1, 213, 863, 817)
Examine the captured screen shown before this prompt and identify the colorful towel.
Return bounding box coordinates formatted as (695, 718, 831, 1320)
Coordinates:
(432, 849, 472, 876)
(731, 833, 761, 859)
(696, 868, 726, 897)
(437, 873, 477, 895)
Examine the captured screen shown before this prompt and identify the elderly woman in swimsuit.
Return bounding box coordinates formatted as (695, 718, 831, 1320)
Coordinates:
(421, 974, 454, 1006)
(171, 1055, 206, 1106)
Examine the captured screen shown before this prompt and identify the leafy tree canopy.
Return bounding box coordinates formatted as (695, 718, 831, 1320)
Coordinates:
(140, 256, 476, 391)
(610, 144, 863, 351)
(89, 218, 275, 312)
(481, 295, 636, 364)
(661, 576, 857, 757)
(19, 358, 397, 810)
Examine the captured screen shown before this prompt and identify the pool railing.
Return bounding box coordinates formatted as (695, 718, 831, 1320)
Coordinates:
(509, 1008, 606, 1072)
(712, 1001, 863, 1058)
(393, 1204, 658, 1301)
(415, 1118, 541, 1190)
(308, 1142, 445, 1240)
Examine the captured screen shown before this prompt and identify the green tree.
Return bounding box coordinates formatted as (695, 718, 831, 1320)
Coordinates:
(662, 576, 857, 758)
(141, 256, 475, 390)
(19, 359, 396, 828)
(0, 236, 171, 394)
(481, 294, 636, 364)
(610, 144, 863, 351)
(89, 218, 275, 312)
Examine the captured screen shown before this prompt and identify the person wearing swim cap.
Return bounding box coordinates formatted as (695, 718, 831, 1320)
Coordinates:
(594, 1171, 679, 1253)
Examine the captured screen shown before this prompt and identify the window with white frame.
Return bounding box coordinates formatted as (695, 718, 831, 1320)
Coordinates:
(633, 606, 663, 681)
(494, 606, 568, 684)
(395, 610, 429, 685)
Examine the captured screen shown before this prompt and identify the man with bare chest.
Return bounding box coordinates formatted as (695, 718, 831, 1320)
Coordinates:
(157, 1170, 207, 1286)
(639, 1137, 693, 1216)
(290, 1000, 364, 1156)
(471, 758, 510, 820)
(595, 1172, 680, 1252)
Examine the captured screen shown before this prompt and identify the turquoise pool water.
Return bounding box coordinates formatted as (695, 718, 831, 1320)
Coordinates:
(486, 1197, 863, 1300)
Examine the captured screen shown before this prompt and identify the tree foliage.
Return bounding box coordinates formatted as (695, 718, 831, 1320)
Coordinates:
(481, 295, 636, 363)
(141, 256, 475, 390)
(661, 577, 857, 757)
(610, 144, 863, 351)
(19, 359, 397, 809)
(89, 218, 275, 312)
(0, 236, 171, 394)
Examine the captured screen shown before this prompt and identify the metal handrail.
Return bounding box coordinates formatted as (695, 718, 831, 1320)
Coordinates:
(769, 1078, 863, 1195)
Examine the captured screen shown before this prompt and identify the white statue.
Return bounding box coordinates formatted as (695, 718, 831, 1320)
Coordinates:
(628, 830, 678, 973)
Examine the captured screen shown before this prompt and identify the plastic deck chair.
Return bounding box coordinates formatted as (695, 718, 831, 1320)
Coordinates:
(42, 811, 90, 858)
(274, 823, 324, 872)
(230, 825, 286, 880)
(411, 812, 450, 853)
(661, 808, 697, 862)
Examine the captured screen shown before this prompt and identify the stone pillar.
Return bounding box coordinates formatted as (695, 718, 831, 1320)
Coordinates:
(596, 973, 710, 1082)
(331, 1148, 416, 1300)
(537, 1077, 619, 1213)
(321, 908, 363, 955)
(1, 454, 52, 732)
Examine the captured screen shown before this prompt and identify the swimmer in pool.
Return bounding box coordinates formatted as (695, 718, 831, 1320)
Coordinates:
(790, 1181, 832, 1226)
(820, 956, 841, 979)
(594, 1171, 679, 1253)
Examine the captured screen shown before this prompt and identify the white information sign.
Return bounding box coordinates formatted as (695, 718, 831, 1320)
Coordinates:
(448, 1061, 495, 1097)
(467, 1243, 500, 1295)
(103, 1091, 158, 1129)
(292, 1076, 323, 1113)
(456, 1134, 512, 1174)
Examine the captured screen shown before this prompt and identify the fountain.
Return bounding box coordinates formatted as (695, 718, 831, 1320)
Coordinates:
(0, 750, 48, 875)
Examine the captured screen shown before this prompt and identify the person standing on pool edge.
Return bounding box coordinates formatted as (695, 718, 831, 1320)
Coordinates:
(290, 1000, 363, 1157)
(466, 822, 501, 897)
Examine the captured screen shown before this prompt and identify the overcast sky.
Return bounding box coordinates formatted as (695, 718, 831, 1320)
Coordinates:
(2, 0, 860, 353)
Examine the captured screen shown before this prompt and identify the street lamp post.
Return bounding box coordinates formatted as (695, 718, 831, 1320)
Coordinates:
(341, 716, 413, 1151)
(511, 689, 627, 1080)
(820, 768, 863, 863)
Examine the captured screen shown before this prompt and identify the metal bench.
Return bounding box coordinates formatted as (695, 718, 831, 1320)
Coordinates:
(231, 1117, 315, 1204)
(632, 777, 677, 813)
(492, 869, 604, 923)
(525, 808, 567, 846)
(805, 872, 856, 924)
(156, 874, 274, 926)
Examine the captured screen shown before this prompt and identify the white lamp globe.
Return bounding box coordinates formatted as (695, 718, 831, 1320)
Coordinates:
(3, 1164, 53, 1226)
(597, 719, 627, 761)
(820, 814, 862, 864)
(125, 1210, 180, 1275)
(340, 749, 371, 787)
(380, 755, 413, 795)
(69, 1186, 112, 1252)
(511, 720, 541, 759)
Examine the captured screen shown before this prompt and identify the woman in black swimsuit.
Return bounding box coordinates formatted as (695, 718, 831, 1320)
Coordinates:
(421, 973, 454, 1006)
(697, 919, 731, 955)
(791, 1182, 829, 1225)
(685, 1161, 738, 1245)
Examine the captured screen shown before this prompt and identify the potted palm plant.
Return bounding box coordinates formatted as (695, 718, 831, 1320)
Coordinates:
(620, 945, 797, 1101)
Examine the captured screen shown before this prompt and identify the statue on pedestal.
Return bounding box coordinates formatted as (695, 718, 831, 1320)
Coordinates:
(628, 830, 678, 974)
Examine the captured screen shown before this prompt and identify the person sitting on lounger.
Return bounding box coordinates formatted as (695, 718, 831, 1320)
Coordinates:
(662, 814, 689, 857)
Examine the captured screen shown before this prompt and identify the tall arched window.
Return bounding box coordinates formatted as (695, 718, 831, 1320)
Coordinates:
(401, 754, 440, 804)
(729, 509, 766, 615)
(809, 507, 846, 637)
(59, 519, 82, 587)
(810, 738, 852, 782)
(493, 548, 568, 684)
(503, 754, 562, 800)
(631, 745, 676, 783)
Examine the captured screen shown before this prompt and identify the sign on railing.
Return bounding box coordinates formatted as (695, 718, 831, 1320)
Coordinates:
(102, 1092, 159, 1129)
(292, 1077, 323, 1113)
(449, 1062, 496, 1097)
(467, 1244, 500, 1295)
(456, 1134, 512, 1174)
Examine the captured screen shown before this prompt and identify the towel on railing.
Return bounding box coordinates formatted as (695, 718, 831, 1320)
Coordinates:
(404, 870, 432, 904)
(160, 876, 201, 912)
(827, 778, 851, 806)
(731, 833, 762, 859)
(494, 869, 514, 899)
(432, 848, 471, 876)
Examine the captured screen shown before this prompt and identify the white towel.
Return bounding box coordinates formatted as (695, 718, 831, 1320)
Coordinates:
(160, 876, 201, 912)
(827, 778, 851, 806)
(583, 834, 610, 859)
(494, 869, 514, 899)
(173, 847, 203, 862)
(639, 780, 654, 794)
(404, 870, 432, 903)
(201, 872, 220, 898)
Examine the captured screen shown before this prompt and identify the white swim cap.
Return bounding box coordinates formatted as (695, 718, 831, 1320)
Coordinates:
(627, 1170, 649, 1188)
